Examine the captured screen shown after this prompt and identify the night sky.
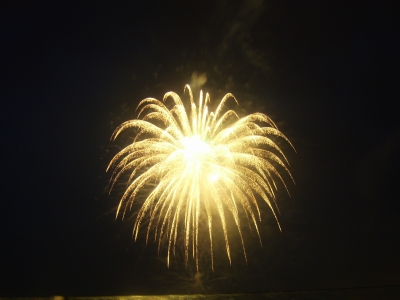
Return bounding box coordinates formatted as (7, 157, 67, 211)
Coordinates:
(1, 0, 399, 297)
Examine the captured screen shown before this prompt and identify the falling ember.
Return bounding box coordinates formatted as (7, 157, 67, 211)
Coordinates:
(107, 85, 294, 271)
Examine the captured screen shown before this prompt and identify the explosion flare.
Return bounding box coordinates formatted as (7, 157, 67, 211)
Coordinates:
(108, 85, 294, 270)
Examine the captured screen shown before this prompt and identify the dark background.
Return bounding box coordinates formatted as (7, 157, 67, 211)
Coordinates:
(1, 0, 399, 297)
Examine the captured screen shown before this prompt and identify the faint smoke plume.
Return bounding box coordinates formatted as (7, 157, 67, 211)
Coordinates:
(190, 71, 208, 89)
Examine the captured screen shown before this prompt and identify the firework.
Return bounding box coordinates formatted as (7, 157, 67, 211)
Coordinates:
(107, 85, 294, 270)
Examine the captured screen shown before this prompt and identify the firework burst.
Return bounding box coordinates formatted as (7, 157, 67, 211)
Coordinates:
(107, 85, 294, 270)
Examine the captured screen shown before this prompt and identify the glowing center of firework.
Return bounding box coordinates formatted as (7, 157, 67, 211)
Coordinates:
(208, 172, 220, 182)
(181, 135, 212, 162)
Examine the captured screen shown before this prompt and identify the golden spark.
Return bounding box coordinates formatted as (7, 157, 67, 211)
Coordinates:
(107, 85, 294, 270)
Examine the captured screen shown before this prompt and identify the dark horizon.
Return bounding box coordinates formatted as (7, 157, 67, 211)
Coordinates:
(1, 0, 399, 297)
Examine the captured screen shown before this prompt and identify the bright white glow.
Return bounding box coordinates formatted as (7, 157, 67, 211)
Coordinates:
(208, 173, 220, 182)
(181, 135, 211, 161)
